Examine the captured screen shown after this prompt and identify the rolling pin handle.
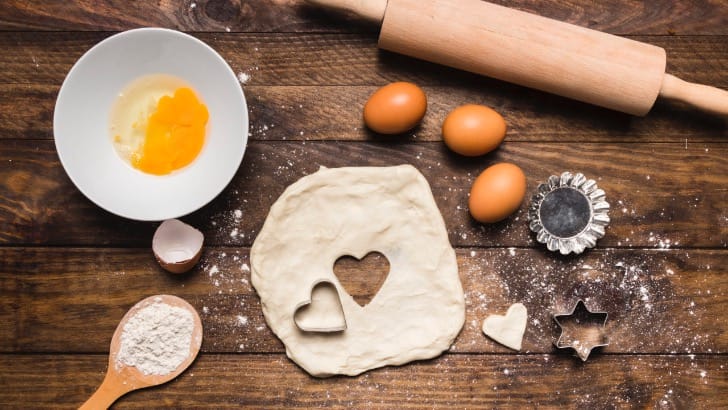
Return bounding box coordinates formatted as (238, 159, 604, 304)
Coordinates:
(659, 74, 728, 116)
(304, 0, 387, 23)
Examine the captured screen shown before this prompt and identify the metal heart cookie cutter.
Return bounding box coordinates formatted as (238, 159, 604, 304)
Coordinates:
(293, 279, 347, 333)
(528, 172, 610, 255)
(553, 299, 609, 361)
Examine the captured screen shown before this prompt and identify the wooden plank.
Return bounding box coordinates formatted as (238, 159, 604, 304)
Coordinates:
(1, 2, 724, 409)
(1, 32, 727, 89)
(0, 0, 351, 34)
(1, 140, 726, 248)
(1, 0, 727, 35)
(4, 83, 728, 143)
(0, 84, 55, 140)
(1, 247, 725, 354)
(0, 353, 725, 408)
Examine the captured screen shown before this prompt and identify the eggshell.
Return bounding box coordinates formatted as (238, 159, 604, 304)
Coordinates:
(469, 163, 527, 223)
(152, 219, 204, 274)
(363, 82, 427, 134)
(442, 104, 507, 156)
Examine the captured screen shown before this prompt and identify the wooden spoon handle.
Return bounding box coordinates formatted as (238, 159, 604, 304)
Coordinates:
(660, 74, 728, 116)
(79, 371, 131, 410)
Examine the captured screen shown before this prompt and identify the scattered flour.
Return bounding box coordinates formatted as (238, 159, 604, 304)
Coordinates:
(116, 299, 194, 375)
(237, 72, 251, 84)
(208, 265, 220, 277)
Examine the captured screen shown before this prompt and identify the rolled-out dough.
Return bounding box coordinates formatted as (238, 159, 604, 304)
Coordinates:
(251, 165, 465, 377)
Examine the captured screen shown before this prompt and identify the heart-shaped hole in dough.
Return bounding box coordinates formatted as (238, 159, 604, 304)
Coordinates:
(333, 251, 390, 307)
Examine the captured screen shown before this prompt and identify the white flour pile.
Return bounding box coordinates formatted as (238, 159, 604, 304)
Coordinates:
(116, 298, 194, 375)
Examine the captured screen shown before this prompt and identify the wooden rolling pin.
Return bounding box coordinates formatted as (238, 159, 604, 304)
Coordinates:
(308, 0, 728, 116)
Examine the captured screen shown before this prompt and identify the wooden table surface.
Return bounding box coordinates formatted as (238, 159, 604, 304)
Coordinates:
(1, 1, 727, 408)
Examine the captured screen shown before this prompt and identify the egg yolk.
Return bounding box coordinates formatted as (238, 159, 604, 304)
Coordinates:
(131, 87, 209, 175)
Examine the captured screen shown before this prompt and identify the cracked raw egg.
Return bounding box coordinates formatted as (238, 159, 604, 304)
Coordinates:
(152, 219, 204, 274)
(109, 74, 209, 175)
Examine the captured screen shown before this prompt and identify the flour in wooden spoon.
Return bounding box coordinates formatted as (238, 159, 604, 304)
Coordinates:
(116, 298, 194, 375)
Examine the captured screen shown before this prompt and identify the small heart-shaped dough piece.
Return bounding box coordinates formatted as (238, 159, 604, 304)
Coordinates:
(294, 281, 347, 333)
(482, 303, 527, 351)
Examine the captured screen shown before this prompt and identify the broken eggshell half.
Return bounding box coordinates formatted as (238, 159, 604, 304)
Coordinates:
(152, 219, 204, 274)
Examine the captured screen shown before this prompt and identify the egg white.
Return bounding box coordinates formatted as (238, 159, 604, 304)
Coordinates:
(109, 74, 192, 164)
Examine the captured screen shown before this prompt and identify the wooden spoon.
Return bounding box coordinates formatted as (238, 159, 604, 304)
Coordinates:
(80, 295, 203, 409)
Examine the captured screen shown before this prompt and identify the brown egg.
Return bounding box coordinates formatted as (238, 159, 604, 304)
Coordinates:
(469, 163, 526, 223)
(152, 219, 204, 274)
(442, 104, 507, 156)
(363, 82, 427, 134)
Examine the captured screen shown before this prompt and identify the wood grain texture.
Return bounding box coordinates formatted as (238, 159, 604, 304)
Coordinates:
(0, 354, 726, 408)
(2, 32, 725, 143)
(1, 0, 727, 35)
(0, 0, 334, 34)
(4, 83, 728, 143)
(1, 32, 727, 88)
(1, 140, 726, 248)
(1, 247, 725, 354)
(379, 0, 670, 116)
(1, 1, 727, 407)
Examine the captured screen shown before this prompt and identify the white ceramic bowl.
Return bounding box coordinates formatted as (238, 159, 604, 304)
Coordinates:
(54, 28, 248, 221)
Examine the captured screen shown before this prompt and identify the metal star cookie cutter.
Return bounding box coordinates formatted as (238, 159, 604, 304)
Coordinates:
(293, 279, 347, 333)
(553, 299, 609, 361)
(528, 172, 610, 255)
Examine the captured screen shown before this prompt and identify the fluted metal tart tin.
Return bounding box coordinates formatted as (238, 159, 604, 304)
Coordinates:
(528, 172, 610, 255)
